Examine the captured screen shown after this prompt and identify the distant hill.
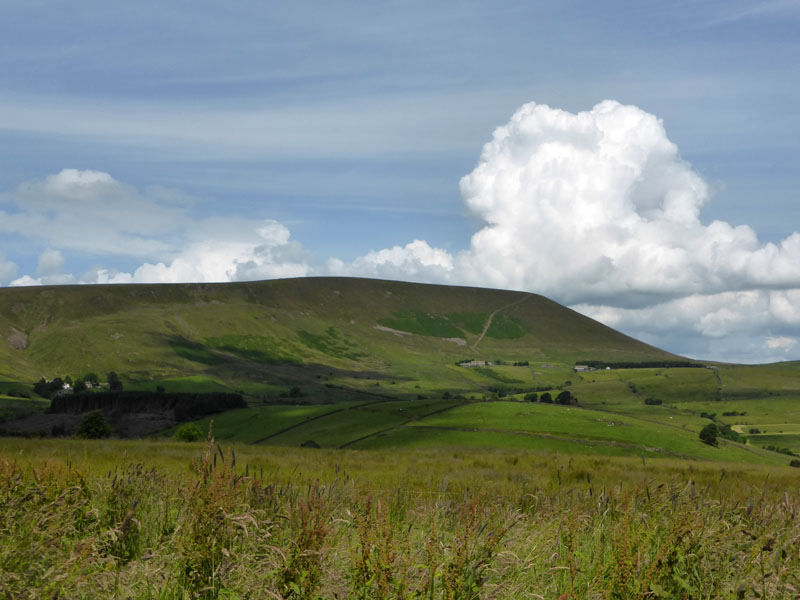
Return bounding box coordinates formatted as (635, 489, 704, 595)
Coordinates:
(5, 278, 800, 466)
(0, 277, 681, 389)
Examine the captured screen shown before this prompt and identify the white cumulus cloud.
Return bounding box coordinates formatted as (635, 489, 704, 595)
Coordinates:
(327, 240, 453, 282)
(84, 220, 311, 285)
(334, 100, 800, 361)
(9, 249, 76, 287)
(452, 100, 800, 304)
(765, 336, 797, 352)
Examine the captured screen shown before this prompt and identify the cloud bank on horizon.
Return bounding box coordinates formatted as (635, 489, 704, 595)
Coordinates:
(2, 100, 799, 363)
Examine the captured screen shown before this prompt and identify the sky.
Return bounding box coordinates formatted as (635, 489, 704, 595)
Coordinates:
(1, 0, 799, 363)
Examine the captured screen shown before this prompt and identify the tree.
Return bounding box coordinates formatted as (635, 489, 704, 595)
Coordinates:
(73, 379, 87, 393)
(699, 423, 719, 446)
(540, 392, 553, 404)
(524, 392, 538, 402)
(84, 372, 100, 385)
(174, 423, 203, 442)
(76, 410, 111, 439)
(107, 371, 123, 392)
(556, 390, 573, 405)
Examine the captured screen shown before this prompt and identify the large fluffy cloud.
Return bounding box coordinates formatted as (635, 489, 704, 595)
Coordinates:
(456, 100, 800, 303)
(342, 100, 800, 302)
(327, 240, 453, 282)
(334, 100, 800, 360)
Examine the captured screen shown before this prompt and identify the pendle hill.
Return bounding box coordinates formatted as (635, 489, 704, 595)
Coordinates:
(1, 277, 799, 465)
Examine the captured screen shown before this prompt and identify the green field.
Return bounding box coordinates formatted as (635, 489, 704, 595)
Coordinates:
(179, 403, 358, 444)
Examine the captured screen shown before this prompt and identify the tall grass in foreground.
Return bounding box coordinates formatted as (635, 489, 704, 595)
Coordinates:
(1, 438, 799, 599)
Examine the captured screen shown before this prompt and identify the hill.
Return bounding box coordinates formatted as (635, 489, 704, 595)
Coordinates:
(0, 276, 678, 388)
(2, 277, 799, 466)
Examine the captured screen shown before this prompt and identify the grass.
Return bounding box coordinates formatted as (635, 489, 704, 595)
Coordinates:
(0, 396, 48, 421)
(747, 434, 800, 453)
(296, 326, 368, 360)
(169, 340, 226, 365)
(353, 425, 667, 456)
(126, 375, 232, 394)
(179, 403, 358, 444)
(447, 312, 488, 335)
(411, 401, 785, 464)
(470, 367, 525, 384)
(485, 313, 526, 339)
(377, 310, 465, 338)
(206, 332, 302, 363)
(266, 406, 409, 448)
(1, 437, 799, 599)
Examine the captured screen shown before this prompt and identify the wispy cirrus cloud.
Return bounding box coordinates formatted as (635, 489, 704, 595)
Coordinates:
(705, 0, 800, 25)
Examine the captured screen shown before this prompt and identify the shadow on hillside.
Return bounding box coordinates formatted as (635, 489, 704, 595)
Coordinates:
(162, 335, 405, 385)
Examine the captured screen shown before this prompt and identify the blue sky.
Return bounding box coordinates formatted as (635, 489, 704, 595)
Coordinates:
(1, 0, 799, 363)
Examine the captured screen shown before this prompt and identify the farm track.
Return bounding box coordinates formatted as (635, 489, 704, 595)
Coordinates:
(471, 295, 529, 351)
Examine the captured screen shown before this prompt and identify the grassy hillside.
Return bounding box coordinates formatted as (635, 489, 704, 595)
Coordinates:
(2, 277, 799, 467)
(0, 277, 677, 388)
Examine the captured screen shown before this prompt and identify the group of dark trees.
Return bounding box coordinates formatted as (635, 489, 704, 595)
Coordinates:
(761, 444, 798, 457)
(699, 423, 720, 446)
(577, 360, 704, 370)
(454, 358, 531, 367)
(34, 372, 113, 399)
(75, 410, 112, 439)
(698, 412, 745, 444)
(525, 390, 576, 405)
(34, 377, 69, 398)
(49, 390, 245, 421)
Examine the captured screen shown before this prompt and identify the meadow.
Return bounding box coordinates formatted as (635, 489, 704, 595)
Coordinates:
(2, 436, 800, 599)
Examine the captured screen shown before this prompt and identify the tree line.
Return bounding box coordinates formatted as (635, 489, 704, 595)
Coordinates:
(576, 360, 704, 370)
(49, 390, 245, 421)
